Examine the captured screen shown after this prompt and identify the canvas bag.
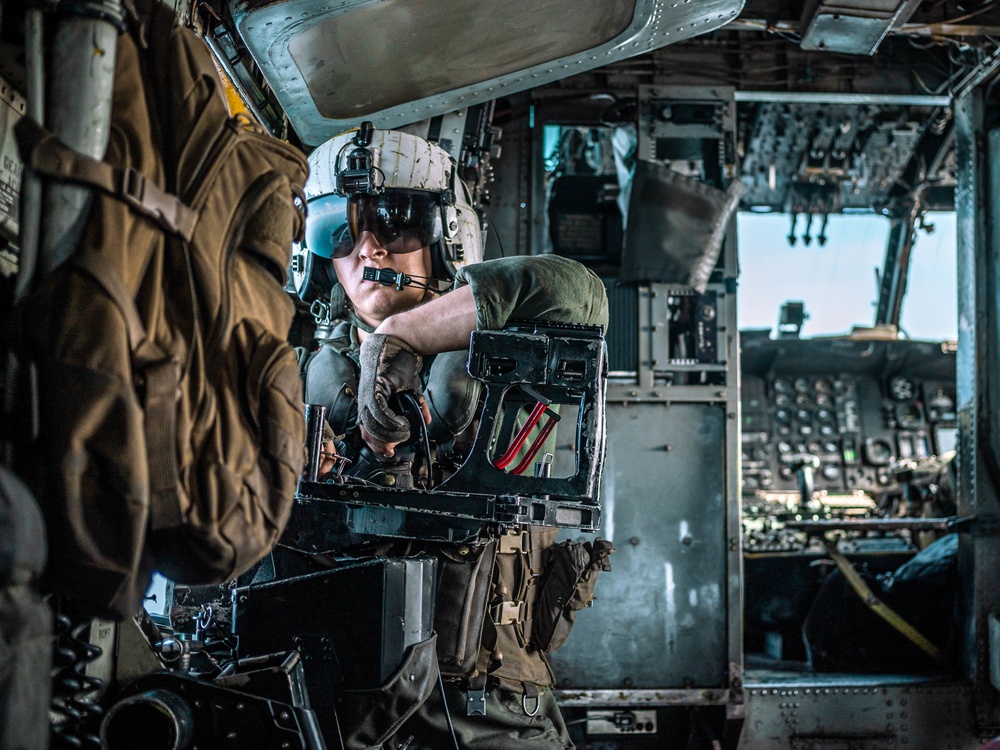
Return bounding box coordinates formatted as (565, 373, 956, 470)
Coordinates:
(0, 466, 51, 750)
(12, 1, 308, 618)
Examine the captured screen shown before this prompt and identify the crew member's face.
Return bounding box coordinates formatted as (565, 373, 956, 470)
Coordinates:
(332, 231, 431, 327)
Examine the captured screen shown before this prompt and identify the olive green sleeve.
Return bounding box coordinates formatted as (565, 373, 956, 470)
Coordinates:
(453, 255, 609, 331)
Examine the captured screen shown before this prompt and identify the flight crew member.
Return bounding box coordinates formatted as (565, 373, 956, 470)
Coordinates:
(301, 125, 609, 749)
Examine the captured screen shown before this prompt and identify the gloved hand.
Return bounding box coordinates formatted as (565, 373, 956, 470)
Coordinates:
(358, 333, 423, 448)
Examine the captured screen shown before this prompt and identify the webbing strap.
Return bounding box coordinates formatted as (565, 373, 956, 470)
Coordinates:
(497, 530, 528, 555)
(15, 117, 198, 241)
(497, 529, 547, 571)
(2, 566, 37, 588)
(71, 251, 183, 530)
(490, 529, 546, 647)
(144, 359, 184, 529)
(823, 538, 945, 663)
(520, 682, 540, 717)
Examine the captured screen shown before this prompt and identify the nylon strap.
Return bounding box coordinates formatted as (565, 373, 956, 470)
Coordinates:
(521, 682, 540, 717)
(15, 117, 198, 241)
(823, 538, 945, 663)
(490, 529, 546, 647)
(2, 566, 37, 588)
(144, 358, 184, 529)
(489, 599, 526, 626)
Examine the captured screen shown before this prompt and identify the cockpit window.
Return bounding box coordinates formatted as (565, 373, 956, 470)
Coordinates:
(738, 211, 957, 341)
(897, 211, 957, 341)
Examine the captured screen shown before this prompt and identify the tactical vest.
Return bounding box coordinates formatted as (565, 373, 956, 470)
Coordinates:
(299, 321, 610, 697)
(435, 526, 557, 695)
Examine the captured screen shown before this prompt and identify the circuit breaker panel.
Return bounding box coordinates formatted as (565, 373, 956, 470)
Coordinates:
(549, 87, 742, 710)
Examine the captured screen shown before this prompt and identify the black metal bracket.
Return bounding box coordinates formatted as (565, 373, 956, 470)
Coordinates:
(289, 321, 607, 552)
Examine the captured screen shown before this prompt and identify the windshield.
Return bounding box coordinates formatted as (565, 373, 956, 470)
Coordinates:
(737, 211, 957, 341)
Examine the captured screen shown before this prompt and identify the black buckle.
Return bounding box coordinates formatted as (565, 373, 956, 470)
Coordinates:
(119, 167, 196, 240)
(466, 688, 486, 716)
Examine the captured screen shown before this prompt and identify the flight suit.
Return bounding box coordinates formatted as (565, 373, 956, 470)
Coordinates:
(302, 254, 609, 750)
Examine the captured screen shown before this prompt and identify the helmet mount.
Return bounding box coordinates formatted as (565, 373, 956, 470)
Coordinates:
(336, 121, 384, 196)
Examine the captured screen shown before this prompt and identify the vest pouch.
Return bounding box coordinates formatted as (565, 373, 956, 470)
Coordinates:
(433, 542, 497, 677)
(532, 539, 614, 653)
(334, 634, 438, 750)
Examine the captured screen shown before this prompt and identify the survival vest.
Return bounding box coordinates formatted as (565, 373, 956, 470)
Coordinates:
(11, 2, 308, 618)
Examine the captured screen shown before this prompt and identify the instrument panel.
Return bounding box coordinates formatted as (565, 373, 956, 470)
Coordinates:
(740, 335, 957, 552)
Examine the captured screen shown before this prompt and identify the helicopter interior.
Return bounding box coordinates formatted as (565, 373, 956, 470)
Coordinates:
(175, 0, 989, 743)
(3, 0, 998, 747)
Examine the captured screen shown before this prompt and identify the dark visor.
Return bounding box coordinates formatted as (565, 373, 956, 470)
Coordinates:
(347, 190, 444, 255)
(304, 194, 354, 259)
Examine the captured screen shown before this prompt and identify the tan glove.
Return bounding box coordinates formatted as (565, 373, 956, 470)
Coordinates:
(358, 333, 423, 445)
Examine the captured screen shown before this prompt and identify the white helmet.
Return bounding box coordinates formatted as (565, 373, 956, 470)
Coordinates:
(303, 122, 483, 280)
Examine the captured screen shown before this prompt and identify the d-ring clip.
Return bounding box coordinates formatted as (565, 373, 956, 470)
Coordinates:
(522, 692, 540, 717)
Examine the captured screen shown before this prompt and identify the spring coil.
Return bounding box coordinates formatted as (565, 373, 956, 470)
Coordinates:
(50, 612, 104, 749)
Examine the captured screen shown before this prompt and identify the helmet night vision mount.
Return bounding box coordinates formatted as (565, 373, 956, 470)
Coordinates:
(334, 121, 383, 197)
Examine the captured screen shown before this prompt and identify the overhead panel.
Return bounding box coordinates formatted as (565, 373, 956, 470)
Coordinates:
(737, 96, 953, 215)
(799, 0, 923, 56)
(228, 0, 747, 145)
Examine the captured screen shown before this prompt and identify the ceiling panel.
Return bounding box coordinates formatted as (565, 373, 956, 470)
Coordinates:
(229, 0, 747, 145)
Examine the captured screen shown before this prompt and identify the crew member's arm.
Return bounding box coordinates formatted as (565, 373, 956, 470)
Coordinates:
(359, 286, 477, 456)
(357, 290, 476, 456)
(359, 255, 609, 455)
(375, 285, 478, 354)
(375, 254, 610, 352)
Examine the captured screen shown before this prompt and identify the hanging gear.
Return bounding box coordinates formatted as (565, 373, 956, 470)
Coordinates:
(11, 0, 308, 619)
(0, 467, 51, 750)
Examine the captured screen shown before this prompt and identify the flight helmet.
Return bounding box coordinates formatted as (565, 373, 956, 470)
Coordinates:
(304, 122, 483, 282)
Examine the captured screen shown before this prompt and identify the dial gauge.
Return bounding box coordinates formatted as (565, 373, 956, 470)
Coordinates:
(890, 376, 916, 402)
(928, 389, 955, 411)
(864, 437, 894, 466)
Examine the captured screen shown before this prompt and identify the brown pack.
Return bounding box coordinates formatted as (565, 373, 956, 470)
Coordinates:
(12, 3, 308, 618)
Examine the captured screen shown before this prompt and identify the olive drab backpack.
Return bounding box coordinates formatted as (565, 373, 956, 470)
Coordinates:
(10, 1, 308, 618)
